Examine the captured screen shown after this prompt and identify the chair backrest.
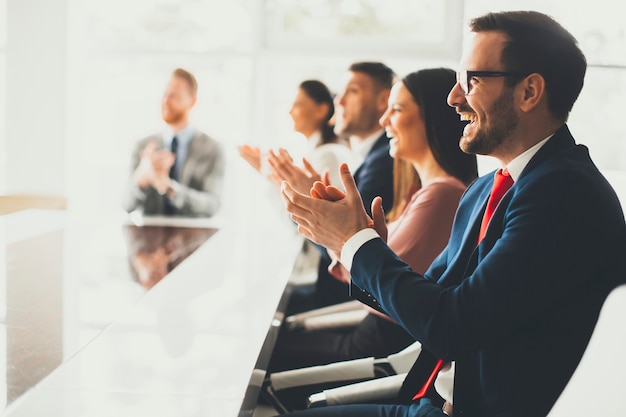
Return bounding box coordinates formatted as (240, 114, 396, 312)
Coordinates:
(547, 284, 626, 416)
(386, 341, 422, 374)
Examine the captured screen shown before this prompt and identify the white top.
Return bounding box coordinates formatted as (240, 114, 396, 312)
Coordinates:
(339, 133, 554, 405)
(304, 131, 355, 188)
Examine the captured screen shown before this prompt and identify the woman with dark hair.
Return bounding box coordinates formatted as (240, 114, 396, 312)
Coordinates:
(239, 80, 352, 187)
(268, 68, 477, 376)
(293, 80, 338, 146)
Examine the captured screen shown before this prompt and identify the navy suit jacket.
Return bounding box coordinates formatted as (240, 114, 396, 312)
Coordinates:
(351, 125, 626, 417)
(312, 132, 394, 307)
(353, 133, 394, 215)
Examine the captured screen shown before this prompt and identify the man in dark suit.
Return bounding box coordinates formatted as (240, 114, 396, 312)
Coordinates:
(281, 10, 626, 417)
(122, 68, 225, 217)
(271, 62, 396, 314)
(312, 62, 395, 308)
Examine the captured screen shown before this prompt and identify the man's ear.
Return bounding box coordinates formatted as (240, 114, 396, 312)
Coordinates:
(377, 88, 391, 113)
(518, 73, 546, 113)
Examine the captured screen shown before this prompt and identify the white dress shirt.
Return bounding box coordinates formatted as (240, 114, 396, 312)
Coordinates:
(340, 133, 554, 404)
(162, 124, 196, 180)
(349, 129, 384, 171)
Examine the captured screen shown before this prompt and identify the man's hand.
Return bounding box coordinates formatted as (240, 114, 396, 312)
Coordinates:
(327, 249, 351, 284)
(149, 150, 175, 194)
(370, 196, 388, 243)
(281, 163, 371, 254)
(309, 175, 388, 244)
(268, 148, 322, 195)
(133, 142, 176, 194)
(134, 142, 158, 188)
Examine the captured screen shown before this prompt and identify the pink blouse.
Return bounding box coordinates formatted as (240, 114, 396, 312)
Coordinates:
(387, 176, 467, 275)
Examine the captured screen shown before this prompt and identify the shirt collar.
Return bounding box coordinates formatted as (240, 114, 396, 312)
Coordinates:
(504, 133, 554, 182)
(349, 128, 384, 163)
(162, 125, 196, 147)
(304, 131, 323, 154)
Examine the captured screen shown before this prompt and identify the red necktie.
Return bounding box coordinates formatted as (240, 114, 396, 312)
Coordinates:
(411, 169, 514, 402)
(478, 169, 514, 244)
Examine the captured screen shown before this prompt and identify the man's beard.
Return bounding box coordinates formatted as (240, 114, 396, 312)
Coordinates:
(460, 90, 519, 155)
(162, 108, 185, 125)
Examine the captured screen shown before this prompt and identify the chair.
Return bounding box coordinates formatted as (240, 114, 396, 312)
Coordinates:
(302, 284, 626, 413)
(263, 341, 421, 413)
(547, 284, 626, 416)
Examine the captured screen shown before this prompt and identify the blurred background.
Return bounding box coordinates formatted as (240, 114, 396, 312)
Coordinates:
(0, 0, 624, 221)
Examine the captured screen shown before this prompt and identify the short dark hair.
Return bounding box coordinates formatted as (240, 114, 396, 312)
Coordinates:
(299, 80, 337, 144)
(402, 68, 478, 186)
(348, 62, 395, 91)
(470, 11, 586, 121)
(172, 68, 198, 96)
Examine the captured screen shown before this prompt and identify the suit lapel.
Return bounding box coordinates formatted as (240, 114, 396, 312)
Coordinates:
(440, 178, 493, 284)
(353, 133, 387, 182)
(475, 124, 576, 259)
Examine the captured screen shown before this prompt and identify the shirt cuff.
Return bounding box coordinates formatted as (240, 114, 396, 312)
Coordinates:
(340, 228, 380, 271)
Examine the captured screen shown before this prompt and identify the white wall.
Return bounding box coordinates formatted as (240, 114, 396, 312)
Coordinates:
(5, 0, 67, 195)
(1, 0, 625, 209)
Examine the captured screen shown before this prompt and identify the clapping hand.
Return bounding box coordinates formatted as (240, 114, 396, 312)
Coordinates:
(281, 163, 388, 254)
(268, 148, 330, 194)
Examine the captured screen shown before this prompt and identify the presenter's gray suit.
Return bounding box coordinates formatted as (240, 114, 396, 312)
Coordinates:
(122, 131, 225, 217)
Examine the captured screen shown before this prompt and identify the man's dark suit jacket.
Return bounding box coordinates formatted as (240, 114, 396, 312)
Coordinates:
(312, 132, 394, 308)
(351, 125, 626, 417)
(353, 132, 395, 215)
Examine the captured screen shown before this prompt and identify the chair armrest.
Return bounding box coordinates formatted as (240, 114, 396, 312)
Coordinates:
(269, 357, 376, 391)
(387, 341, 422, 374)
(307, 373, 407, 408)
(296, 309, 369, 331)
(285, 300, 363, 330)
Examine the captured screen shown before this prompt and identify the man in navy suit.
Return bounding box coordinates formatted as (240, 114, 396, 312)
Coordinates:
(281, 11, 626, 417)
(311, 62, 396, 309)
(271, 62, 396, 316)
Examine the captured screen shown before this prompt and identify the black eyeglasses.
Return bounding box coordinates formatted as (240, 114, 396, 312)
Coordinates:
(456, 70, 528, 95)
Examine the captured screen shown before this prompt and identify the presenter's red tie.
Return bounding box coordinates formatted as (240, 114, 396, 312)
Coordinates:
(411, 169, 514, 402)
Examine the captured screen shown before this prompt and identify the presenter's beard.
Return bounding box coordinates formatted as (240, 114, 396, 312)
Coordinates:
(162, 108, 185, 125)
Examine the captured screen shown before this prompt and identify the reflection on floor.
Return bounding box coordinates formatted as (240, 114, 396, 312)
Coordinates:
(4, 230, 64, 405)
(0, 210, 220, 411)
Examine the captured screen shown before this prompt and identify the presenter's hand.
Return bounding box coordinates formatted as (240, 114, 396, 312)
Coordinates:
(281, 163, 371, 254)
(134, 142, 159, 188)
(148, 150, 174, 193)
(150, 150, 175, 177)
